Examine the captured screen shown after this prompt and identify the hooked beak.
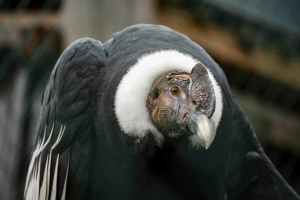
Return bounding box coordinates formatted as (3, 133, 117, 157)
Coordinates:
(187, 113, 216, 149)
(186, 63, 216, 149)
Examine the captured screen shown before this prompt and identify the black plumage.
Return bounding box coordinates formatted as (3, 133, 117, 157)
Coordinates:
(24, 24, 300, 200)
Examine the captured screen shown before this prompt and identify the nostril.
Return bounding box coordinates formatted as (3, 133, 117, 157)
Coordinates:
(192, 101, 196, 107)
(182, 113, 189, 123)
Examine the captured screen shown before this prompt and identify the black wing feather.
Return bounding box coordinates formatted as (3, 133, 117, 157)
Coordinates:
(227, 97, 300, 200)
(24, 38, 105, 200)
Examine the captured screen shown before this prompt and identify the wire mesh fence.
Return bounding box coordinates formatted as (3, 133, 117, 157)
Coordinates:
(0, 1, 61, 199)
(0, 0, 299, 199)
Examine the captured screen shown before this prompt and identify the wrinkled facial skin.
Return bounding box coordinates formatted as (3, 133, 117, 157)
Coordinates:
(146, 70, 192, 138)
(146, 64, 216, 149)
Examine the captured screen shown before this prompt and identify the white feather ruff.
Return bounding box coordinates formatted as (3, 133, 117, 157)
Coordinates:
(115, 50, 223, 146)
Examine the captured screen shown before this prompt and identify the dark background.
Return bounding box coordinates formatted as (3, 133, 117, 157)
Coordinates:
(0, 0, 299, 199)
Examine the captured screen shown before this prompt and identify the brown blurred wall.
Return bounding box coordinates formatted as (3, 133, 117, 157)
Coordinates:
(61, 0, 155, 47)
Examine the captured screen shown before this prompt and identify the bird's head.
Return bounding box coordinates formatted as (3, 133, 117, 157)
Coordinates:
(146, 63, 216, 149)
(115, 50, 222, 150)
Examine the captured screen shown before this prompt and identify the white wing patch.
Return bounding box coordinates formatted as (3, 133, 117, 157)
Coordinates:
(24, 124, 69, 200)
(50, 154, 59, 200)
(39, 155, 49, 200)
(61, 157, 70, 200)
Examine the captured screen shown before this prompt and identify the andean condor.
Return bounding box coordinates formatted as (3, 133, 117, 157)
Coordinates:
(24, 24, 300, 200)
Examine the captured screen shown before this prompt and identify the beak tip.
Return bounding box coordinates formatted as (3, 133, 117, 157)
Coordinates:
(189, 114, 216, 150)
(205, 142, 211, 150)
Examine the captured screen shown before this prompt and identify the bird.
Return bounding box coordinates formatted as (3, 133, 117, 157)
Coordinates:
(24, 24, 300, 200)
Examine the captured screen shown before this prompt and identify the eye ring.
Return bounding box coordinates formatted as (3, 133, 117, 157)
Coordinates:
(170, 86, 180, 96)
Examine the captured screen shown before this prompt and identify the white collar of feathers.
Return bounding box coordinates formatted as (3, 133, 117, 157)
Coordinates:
(115, 50, 223, 148)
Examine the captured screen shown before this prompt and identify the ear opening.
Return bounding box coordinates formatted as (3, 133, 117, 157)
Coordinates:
(154, 89, 159, 99)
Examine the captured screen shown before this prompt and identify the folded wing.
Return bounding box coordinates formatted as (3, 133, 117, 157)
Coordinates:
(24, 38, 106, 200)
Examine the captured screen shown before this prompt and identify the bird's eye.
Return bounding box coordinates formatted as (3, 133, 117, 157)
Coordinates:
(170, 86, 180, 95)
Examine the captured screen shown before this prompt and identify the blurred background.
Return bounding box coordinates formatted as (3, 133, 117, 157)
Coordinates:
(0, 0, 299, 199)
